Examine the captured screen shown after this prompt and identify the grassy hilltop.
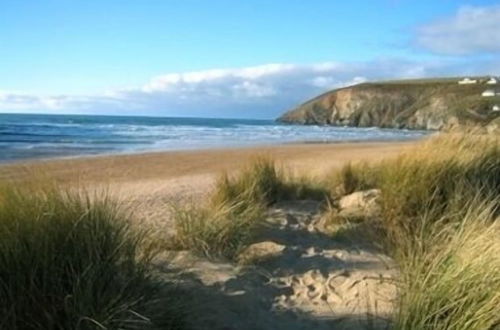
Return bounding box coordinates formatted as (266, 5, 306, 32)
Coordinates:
(278, 76, 500, 131)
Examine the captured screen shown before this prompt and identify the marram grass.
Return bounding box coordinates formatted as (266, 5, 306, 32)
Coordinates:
(330, 133, 500, 240)
(0, 183, 185, 330)
(394, 201, 500, 330)
(328, 133, 500, 329)
(168, 200, 264, 259)
(210, 157, 327, 208)
(169, 157, 327, 260)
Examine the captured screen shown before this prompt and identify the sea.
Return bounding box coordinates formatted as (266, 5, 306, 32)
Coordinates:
(0, 113, 428, 163)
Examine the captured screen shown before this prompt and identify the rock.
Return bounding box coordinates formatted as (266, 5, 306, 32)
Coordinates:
(338, 189, 382, 220)
(237, 241, 286, 264)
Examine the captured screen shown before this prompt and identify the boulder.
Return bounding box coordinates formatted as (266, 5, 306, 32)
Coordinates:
(237, 241, 286, 264)
(338, 189, 382, 220)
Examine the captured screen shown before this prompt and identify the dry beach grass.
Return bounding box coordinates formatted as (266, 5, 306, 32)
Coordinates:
(0, 183, 186, 330)
(331, 133, 500, 329)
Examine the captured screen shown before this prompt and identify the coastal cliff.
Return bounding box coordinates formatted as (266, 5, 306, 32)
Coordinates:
(278, 78, 500, 131)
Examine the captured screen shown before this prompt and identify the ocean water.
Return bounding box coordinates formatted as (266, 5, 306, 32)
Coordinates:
(0, 113, 428, 163)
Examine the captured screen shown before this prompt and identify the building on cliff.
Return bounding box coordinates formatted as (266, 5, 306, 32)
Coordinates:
(486, 77, 498, 85)
(482, 89, 497, 97)
(458, 78, 477, 84)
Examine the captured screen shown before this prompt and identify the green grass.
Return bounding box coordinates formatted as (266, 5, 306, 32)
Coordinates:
(169, 158, 327, 260)
(0, 183, 184, 330)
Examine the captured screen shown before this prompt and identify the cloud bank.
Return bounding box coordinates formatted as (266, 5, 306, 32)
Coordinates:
(3, 58, 498, 119)
(416, 5, 500, 55)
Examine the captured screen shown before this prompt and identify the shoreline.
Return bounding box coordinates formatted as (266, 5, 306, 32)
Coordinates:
(0, 136, 427, 167)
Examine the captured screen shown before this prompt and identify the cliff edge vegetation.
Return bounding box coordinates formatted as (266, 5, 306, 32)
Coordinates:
(278, 77, 500, 132)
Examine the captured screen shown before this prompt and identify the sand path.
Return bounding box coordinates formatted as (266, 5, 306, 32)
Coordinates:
(160, 200, 396, 330)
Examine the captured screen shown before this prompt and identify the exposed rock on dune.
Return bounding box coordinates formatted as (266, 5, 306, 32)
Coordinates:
(278, 77, 500, 131)
(337, 189, 382, 220)
(237, 241, 286, 264)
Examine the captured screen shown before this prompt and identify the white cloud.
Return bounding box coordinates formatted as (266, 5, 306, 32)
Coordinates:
(1, 58, 499, 118)
(416, 5, 500, 55)
(0, 91, 63, 110)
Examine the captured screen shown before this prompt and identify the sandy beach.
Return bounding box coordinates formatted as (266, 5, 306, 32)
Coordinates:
(0, 140, 418, 238)
(0, 141, 416, 202)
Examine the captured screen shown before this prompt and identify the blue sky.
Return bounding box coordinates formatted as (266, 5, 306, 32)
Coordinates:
(1, 0, 500, 118)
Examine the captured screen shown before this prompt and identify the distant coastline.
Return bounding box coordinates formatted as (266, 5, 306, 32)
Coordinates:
(279, 76, 500, 132)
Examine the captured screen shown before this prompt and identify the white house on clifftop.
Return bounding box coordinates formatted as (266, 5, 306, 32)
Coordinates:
(482, 89, 496, 97)
(458, 78, 478, 84)
(486, 77, 498, 85)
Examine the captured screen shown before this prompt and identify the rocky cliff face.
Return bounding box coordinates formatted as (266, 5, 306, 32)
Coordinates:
(278, 79, 500, 131)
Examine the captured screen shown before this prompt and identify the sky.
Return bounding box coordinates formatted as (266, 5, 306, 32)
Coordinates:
(1, 0, 500, 119)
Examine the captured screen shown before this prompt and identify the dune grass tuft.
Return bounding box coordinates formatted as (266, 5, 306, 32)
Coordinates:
(327, 133, 500, 329)
(331, 134, 500, 239)
(168, 201, 264, 259)
(169, 157, 327, 260)
(211, 157, 327, 208)
(0, 183, 184, 330)
(394, 200, 500, 330)
(330, 162, 377, 196)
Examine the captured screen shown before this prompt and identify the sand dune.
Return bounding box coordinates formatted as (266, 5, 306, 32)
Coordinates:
(0, 141, 415, 329)
(162, 200, 396, 330)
